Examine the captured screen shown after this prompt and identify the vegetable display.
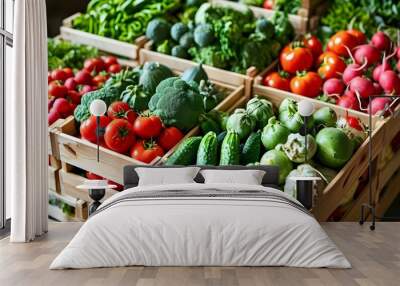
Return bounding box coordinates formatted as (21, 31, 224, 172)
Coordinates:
(147, 3, 294, 74)
(228, 0, 301, 15)
(263, 30, 400, 116)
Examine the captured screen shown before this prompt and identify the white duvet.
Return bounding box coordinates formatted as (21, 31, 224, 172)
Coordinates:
(50, 183, 351, 269)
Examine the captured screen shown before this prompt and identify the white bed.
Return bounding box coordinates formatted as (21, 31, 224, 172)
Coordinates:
(50, 173, 350, 269)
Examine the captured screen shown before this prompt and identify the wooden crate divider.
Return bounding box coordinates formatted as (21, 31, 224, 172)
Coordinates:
(60, 13, 147, 60)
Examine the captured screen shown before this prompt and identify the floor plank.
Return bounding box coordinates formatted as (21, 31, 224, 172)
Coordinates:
(0, 222, 399, 286)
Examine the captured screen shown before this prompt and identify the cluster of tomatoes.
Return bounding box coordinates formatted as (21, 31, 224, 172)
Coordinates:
(48, 56, 122, 125)
(80, 101, 184, 163)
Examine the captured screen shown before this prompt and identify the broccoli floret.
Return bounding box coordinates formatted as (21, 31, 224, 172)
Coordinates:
(194, 24, 215, 47)
(179, 32, 195, 48)
(146, 18, 171, 44)
(170, 23, 188, 42)
(171, 45, 189, 59)
(188, 46, 228, 69)
(150, 78, 205, 131)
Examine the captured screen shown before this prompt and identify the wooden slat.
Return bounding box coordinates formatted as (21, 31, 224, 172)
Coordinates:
(60, 13, 147, 59)
(48, 166, 61, 194)
(75, 200, 88, 221)
(375, 171, 400, 218)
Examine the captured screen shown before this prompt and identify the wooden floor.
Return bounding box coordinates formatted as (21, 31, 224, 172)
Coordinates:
(0, 222, 399, 286)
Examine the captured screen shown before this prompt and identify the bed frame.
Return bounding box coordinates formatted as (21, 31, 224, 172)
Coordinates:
(123, 165, 280, 190)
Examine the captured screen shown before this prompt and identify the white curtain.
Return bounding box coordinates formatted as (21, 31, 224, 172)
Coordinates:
(8, 0, 48, 242)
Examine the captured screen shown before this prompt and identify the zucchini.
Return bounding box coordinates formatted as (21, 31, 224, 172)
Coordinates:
(219, 131, 240, 166)
(240, 131, 261, 165)
(196, 132, 218, 165)
(165, 136, 202, 165)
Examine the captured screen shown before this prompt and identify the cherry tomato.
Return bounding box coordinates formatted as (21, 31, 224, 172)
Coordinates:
(104, 119, 136, 154)
(263, 71, 291, 91)
(75, 70, 93, 85)
(317, 51, 341, 66)
(108, 64, 122, 74)
(133, 115, 163, 139)
(263, 0, 273, 9)
(290, 71, 323, 98)
(64, 78, 77, 91)
(51, 69, 69, 81)
(318, 55, 346, 79)
(130, 140, 164, 164)
(92, 74, 108, 87)
(107, 101, 137, 124)
(303, 34, 323, 60)
(157, 127, 184, 151)
(80, 115, 111, 143)
(63, 67, 74, 79)
(48, 81, 68, 98)
(280, 43, 313, 74)
(346, 116, 363, 131)
(347, 29, 367, 45)
(84, 58, 106, 73)
(327, 31, 357, 57)
(103, 56, 118, 69)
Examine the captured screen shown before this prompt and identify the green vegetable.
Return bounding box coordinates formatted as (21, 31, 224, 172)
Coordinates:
(197, 131, 218, 165)
(279, 103, 314, 133)
(336, 117, 367, 150)
(226, 109, 256, 141)
(166, 136, 202, 165)
(194, 24, 215, 47)
(121, 85, 150, 112)
(281, 133, 317, 163)
(172, 45, 190, 59)
(255, 18, 274, 38)
(274, 0, 301, 14)
(181, 63, 209, 84)
(260, 149, 293, 185)
(157, 40, 173, 54)
(313, 107, 338, 128)
(105, 69, 141, 94)
(246, 96, 274, 129)
(261, 117, 290, 150)
(179, 32, 195, 49)
(316, 128, 354, 169)
(199, 114, 221, 135)
(150, 77, 205, 131)
(139, 61, 174, 95)
(279, 98, 297, 114)
(146, 18, 172, 45)
(188, 46, 228, 69)
(73, 104, 91, 123)
(241, 131, 261, 165)
(217, 131, 227, 147)
(171, 22, 189, 42)
(197, 80, 224, 112)
(219, 131, 240, 165)
(47, 38, 98, 70)
(284, 164, 323, 198)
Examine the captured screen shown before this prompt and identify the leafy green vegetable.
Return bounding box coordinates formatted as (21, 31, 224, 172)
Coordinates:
(48, 38, 98, 70)
(121, 85, 151, 112)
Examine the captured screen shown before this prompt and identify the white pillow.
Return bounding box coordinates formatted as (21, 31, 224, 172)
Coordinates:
(135, 167, 200, 186)
(200, 169, 266, 185)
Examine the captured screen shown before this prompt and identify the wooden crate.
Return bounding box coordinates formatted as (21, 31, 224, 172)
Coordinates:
(48, 166, 61, 194)
(210, 0, 309, 35)
(60, 13, 147, 60)
(254, 64, 384, 129)
(140, 48, 254, 99)
(48, 190, 86, 222)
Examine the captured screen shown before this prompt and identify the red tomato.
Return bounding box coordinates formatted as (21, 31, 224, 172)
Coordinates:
(67, 90, 81, 104)
(108, 64, 122, 74)
(49, 81, 68, 98)
(347, 29, 367, 45)
(290, 72, 323, 98)
(318, 55, 346, 79)
(263, 71, 291, 91)
(130, 140, 164, 163)
(303, 34, 323, 60)
(107, 101, 137, 124)
(133, 115, 163, 139)
(84, 58, 106, 73)
(327, 31, 357, 57)
(51, 69, 69, 81)
(80, 115, 111, 143)
(157, 127, 184, 151)
(280, 44, 313, 74)
(86, 172, 103, 180)
(103, 56, 118, 69)
(63, 67, 74, 79)
(316, 51, 341, 66)
(75, 70, 93, 85)
(263, 0, 273, 9)
(104, 119, 136, 154)
(92, 74, 108, 87)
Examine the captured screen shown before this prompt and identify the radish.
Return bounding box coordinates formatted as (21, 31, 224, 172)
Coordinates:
(397, 47, 400, 60)
(337, 91, 360, 111)
(354, 45, 381, 66)
(373, 82, 383, 95)
(48, 98, 56, 112)
(48, 109, 61, 125)
(52, 98, 72, 117)
(349, 76, 375, 98)
(371, 31, 391, 51)
(379, 70, 400, 94)
(64, 78, 77, 91)
(323, 78, 345, 95)
(368, 97, 392, 115)
(74, 70, 93, 85)
(372, 61, 391, 82)
(342, 63, 367, 84)
(397, 60, 400, 72)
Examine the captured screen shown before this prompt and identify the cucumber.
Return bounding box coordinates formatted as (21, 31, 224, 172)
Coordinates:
(165, 136, 202, 165)
(196, 132, 218, 165)
(240, 131, 261, 165)
(219, 131, 240, 166)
